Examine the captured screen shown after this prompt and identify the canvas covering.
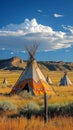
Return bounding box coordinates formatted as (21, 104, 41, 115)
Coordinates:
(60, 73, 72, 86)
(11, 59, 53, 95)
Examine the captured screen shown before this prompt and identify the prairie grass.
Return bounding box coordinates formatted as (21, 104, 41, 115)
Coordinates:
(0, 70, 73, 130)
(0, 116, 73, 130)
(0, 70, 21, 85)
(0, 70, 73, 107)
(0, 70, 73, 85)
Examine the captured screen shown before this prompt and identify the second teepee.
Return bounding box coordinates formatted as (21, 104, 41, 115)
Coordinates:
(46, 75, 53, 85)
(60, 72, 72, 86)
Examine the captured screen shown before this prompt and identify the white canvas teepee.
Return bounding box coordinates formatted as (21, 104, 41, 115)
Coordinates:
(2, 78, 7, 84)
(60, 72, 72, 86)
(10, 45, 54, 95)
(46, 76, 53, 85)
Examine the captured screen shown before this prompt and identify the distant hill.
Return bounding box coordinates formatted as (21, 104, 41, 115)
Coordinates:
(40, 61, 73, 71)
(0, 56, 73, 71)
(0, 57, 26, 70)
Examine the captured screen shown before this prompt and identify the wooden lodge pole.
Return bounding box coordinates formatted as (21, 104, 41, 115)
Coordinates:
(44, 92, 48, 123)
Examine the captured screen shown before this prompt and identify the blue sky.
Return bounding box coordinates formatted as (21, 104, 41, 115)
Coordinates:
(0, 0, 73, 61)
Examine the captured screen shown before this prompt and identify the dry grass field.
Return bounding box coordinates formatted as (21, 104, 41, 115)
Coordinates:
(0, 70, 73, 104)
(0, 70, 73, 105)
(0, 70, 73, 130)
(0, 116, 73, 130)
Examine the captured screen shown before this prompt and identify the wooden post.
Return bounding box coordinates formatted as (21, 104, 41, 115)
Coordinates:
(44, 92, 48, 123)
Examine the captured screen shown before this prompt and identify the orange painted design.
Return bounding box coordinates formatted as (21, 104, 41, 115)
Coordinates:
(11, 78, 53, 95)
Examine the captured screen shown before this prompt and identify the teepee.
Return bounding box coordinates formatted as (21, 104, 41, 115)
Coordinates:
(2, 78, 7, 84)
(59, 72, 72, 86)
(46, 75, 53, 85)
(10, 45, 53, 95)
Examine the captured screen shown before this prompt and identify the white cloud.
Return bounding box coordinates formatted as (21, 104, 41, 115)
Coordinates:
(62, 25, 73, 34)
(0, 30, 25, 36)
(0, 19, 52, 35)
(11, 52, 14, 55)
(0, 18, 73, 52)
(21, 51, 26, 53)
(37, 9, 42, 13)
(2, 48, 5, 50)
(54, 13, 63, 18)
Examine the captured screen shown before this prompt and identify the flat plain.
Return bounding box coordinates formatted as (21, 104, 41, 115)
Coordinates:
(0, 70, 73, 130)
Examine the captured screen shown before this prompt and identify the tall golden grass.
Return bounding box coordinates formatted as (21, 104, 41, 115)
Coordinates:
(0, 70, 21, 85)
(0, 70, 73, 106)
(0, 70, 73, 85)
(0, 116, 73, 130)
(0, 70, 73, 130)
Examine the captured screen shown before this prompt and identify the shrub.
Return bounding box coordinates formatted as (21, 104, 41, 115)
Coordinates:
(18, 91, 33, 99)
(48, 103, 73, 117)
(19, 102, 73, 118)
(19, 101, 40, 118)
(60, 102, 73, 116)
(0, 101, 17, 111)
(48, 104, 59, 117)
(0, 84, 7, 88)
